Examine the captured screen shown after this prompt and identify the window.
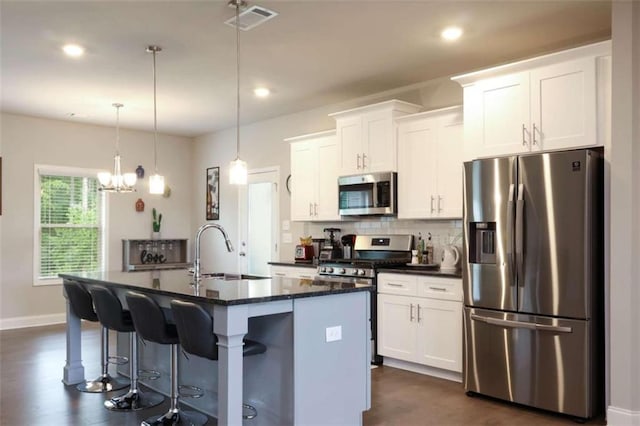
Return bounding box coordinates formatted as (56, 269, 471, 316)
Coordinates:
(34, 166, 106, 285)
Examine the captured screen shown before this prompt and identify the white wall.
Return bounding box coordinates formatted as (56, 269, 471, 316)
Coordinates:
(0, 113, 193, 327)
(608, 2, 640, 423)
(191, 77, 463, 272)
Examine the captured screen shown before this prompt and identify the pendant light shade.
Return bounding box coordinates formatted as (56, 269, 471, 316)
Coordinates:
(98, 103, 137, 192)
(147, 45, 165, 195)
(229, 0, 248, 185)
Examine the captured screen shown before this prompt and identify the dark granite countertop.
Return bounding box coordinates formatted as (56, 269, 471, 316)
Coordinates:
(60, 270, 371, 306)
(377, 266, 462, 279)
(268, 261, 318, 269)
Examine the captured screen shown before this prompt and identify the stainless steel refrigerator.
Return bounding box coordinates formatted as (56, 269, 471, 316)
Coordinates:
(462, 148, 603, 420)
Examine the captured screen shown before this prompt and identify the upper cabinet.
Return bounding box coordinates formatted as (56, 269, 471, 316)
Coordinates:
(287, 130, 340, 222)
(329, 100, 422, 176)
(397, 106, 463, 219)
(452, 41, 611, 160)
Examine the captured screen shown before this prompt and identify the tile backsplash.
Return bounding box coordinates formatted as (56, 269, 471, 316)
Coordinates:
(303, 217, 463, 264)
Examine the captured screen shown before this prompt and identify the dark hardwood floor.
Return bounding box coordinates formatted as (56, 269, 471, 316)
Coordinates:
(0, 323, 604, 425)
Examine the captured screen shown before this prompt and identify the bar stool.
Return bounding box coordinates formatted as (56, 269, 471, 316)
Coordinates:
(63, 281, 129, 393)
(170, 299, 267, 420)
(89, 286, 164, 411)
(125, 291, 208, 426)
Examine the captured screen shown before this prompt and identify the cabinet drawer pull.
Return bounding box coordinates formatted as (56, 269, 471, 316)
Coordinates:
(429, 286, 447, 291)
(274, 272, 286, 276)
(410, 303, 414, 322)
(386, 283, 404, 287)
(299, 275, 312, 279)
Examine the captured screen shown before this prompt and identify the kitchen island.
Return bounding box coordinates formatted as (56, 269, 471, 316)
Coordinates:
(61, 270, 372, 425)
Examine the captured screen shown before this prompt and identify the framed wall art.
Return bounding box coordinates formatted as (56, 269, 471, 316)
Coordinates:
(206, 166, 219, 220)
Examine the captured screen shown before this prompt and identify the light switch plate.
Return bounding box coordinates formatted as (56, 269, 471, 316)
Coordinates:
(326, 325, 342, 342)
(282, 220, 290, 231)
(282, 233, 292, 243)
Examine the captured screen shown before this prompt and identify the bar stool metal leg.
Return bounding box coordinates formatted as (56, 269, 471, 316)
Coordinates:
(76, 326, 129, 393)
(142, 344, 208, 426)
(104, 333, 164, 411)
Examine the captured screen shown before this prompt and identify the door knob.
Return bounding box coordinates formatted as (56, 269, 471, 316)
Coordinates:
(239, 252, 246, 257)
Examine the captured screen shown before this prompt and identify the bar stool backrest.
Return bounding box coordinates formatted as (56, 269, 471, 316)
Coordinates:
(170, 300, 218, 360)
(63, 281, 98, 322)
(125, 291, 178, 345)
(89, 286, 134, 333)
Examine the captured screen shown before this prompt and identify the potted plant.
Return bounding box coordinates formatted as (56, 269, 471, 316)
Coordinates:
(152, 208, 162, 239)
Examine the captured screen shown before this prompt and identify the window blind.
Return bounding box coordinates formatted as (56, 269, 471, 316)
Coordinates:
(38, 173, 103, 279)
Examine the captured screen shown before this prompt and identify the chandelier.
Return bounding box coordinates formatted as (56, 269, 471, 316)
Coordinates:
(98, 103, 137, 192)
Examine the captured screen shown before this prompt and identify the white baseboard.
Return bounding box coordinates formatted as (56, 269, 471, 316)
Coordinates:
(382, 357, 462, 383)
(0, 313, 66, 330)
(608, 406, 640, 425)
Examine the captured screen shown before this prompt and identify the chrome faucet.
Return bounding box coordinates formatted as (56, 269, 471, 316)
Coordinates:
(193, 223, 234, 282)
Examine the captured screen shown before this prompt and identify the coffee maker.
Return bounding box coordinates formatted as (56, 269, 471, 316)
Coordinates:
(319, 228, 342, 260)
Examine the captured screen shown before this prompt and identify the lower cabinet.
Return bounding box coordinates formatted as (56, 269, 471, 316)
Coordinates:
(270, 265, 317, 279)
(377, 273, 462, 374)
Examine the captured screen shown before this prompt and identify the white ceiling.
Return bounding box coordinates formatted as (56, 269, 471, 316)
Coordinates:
(1, 0, 611, 138)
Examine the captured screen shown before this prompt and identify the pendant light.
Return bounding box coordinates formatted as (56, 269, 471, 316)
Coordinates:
(98, 103, 137, 192)
(147, 45, 165, 194)
(229, 0, 248, 185)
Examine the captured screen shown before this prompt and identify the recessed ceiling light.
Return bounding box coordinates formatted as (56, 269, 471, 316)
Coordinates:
(62, 44, 85, 57)
(254, 87, 270, 98)
(441, 26, 463, 42)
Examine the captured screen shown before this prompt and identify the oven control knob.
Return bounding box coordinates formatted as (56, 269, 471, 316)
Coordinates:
(337, 268, 345, 274)
(357, 269, 366, 276)
(351, 269, 358, 275)
(320, 267, 326, 273)
(326, 267, 334, 273)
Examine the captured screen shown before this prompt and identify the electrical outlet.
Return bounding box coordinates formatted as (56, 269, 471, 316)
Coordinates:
(325, 325, 342, 342)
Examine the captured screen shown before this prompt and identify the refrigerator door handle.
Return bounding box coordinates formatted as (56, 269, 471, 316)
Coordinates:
(515, 184, 525, 284)
(506, 184, 516, 283)
(470, 314, 573, 333)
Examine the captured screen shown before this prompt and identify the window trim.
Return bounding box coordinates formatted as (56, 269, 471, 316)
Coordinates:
(33, 164, 108, 286)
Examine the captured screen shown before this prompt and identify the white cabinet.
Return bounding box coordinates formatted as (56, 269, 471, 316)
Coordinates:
(287, 130, 340, 221)
(270, 265, 316, 280)
(377, 273, 462, 375)
(397, 106, 463, 219)
(329, 100, 422, 175)
(453, 41, 611, 160)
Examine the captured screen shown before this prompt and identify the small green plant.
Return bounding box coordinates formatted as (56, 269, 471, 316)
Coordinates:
(152, 208, 162, 232)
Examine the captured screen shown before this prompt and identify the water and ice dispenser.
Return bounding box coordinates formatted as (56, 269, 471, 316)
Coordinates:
(468, 222, 497, 264)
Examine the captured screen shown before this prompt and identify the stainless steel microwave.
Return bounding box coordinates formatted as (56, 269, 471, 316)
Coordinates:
(338, 172, 397, 216)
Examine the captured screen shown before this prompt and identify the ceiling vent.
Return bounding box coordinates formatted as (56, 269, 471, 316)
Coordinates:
(224, 5, 278, 31)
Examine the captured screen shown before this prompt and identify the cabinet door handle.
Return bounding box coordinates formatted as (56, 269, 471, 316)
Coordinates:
(299, 275, 312, 279)
(274, 272, 286, 276)
(309, 203, 313, 216)
(362, 153, 367, 169)
(357, 154, 361, 169)
(522, 124, 528, 146)
(386, 282, 404, 287)
(430, 196, 435, 214)
(410, 303, 415, 322)
(314, 203, 318, 216)
(438, 196, 443, 213)
(417, 304, 421, 323)
(429, 286, 447, 291)
(532, 123, 538, 145)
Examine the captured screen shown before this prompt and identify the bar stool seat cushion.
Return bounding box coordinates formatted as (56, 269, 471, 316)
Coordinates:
(171, 300, 266, 361)
(126, 292, 179, 345)
(63, 281, 98, 322)
(89, 286, 135, 333)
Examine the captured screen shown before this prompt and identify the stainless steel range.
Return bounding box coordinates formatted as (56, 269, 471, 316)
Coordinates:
(318, 234, 413, 364)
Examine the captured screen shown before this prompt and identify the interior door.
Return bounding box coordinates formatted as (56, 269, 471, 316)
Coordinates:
(238, 168, 279, 277)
